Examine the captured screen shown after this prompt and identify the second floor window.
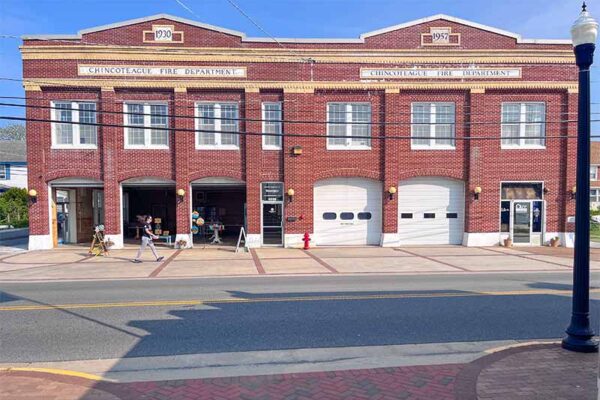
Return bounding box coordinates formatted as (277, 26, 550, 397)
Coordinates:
(0, 164, 7, 180)
(501, 102, 546, 148)
(327, 103, 371, 149)
(52, 101, 97, 148)
(411, 102, 455, 149)
(196, 103, 240, 149)
(262, 102, 283, 149)
(124, 103, 169, 149)
(592, 166, 598, 180)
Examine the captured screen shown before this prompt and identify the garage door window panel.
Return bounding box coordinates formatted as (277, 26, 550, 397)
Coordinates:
(501, 102, 545, 149)
(196, 103, 239, 149)
(124, 103, 169, 149)
(327, 103, 371, 149)
(411, 102, 455, 149)
(52, 101, 98, 149)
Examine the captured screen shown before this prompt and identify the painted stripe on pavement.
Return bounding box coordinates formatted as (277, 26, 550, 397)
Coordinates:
(1, 288, 598, 312)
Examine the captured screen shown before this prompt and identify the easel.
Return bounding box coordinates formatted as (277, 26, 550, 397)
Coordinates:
(89, 225, 109, 256)
(235, 226, 248, 253)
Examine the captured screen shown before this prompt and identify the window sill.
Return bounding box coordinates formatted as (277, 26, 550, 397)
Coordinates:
(124, 145, 170, 150)
(51, 145, 98, 150)
(196, 145, 240, 150)
(501, 145, 546, 150)
(326, 146, 372, 151)
(262, 146, 282, 151)
(411, 145, 456, 150)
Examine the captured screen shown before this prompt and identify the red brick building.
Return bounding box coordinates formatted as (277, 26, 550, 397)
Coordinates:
(21, 13, 579, 250)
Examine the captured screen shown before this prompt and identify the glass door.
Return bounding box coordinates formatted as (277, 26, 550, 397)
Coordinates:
(513, 201, 532, 244)
(262, 203, 283, 245)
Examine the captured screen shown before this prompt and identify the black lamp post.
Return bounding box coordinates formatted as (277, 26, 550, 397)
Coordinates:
(562, 2, 599, 353)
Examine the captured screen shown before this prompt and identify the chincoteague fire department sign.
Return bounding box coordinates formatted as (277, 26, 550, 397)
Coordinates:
(360, 67, 522, 79)
(78, 65, 247, 78)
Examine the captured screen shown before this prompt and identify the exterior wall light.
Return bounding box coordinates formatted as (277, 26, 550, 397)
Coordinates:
(571, 185, 577, 199)
(28, 189, 38, 204)
(473, 186, 482, 200)
(543, 187, 550, 195)
(291, 146, 303, 156)
(287, 188, 295, 202)
(177, 188, 186, 203)
(388, 186, 397, 200)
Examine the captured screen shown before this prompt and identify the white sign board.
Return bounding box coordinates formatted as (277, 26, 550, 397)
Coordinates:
(152, 25, 174, 42)
(430, 28, 451, 44)
(360, 68, 522, 79)
(78, 65, 247, 78)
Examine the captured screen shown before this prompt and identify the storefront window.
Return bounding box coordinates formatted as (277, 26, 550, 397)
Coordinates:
(501, 182, 543, 200)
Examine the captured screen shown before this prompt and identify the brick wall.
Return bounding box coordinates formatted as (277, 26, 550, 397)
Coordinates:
(22, 15, 578, 244)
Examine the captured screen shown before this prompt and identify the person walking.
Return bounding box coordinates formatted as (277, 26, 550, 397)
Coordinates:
(132, 215, 164, 263)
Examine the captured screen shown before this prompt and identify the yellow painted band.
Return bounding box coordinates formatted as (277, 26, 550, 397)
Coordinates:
(0, 367, 106, 382)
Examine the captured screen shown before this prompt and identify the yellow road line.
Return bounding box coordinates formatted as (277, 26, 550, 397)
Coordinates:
(1, 288, 598, 312)
(0, 367, 106, 381)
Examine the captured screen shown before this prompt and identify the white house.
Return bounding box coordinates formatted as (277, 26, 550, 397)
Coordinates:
(0, 141, 27, 192)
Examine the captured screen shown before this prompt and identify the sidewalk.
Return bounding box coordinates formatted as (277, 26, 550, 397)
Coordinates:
(1, 245, 598, 281)
(0, 343, 596, 399)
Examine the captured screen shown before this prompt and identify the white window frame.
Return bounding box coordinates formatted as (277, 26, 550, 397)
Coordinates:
(195, 102, 240, 150)
(326, 102, 372, 150)
(123, 102, 169, 150)
(0, 164, 6, 180)
(262, 102, 283, 150)
(410, 102, 456, 150)
(501, 102, 546, 150)
(591, 165, 599, 181)
(591, 188, 600, 203)
(51, 101, 98, 149)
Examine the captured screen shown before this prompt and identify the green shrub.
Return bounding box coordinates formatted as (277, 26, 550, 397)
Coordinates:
(0, 188, 28, 227)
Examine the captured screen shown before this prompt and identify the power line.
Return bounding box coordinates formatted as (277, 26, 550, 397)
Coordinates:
(0, 114, 592, 140)
(0, 101, 584, 127)
(0, 88, 592, 118)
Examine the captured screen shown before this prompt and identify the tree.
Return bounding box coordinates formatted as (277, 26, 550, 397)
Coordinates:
(0, 188, 28, 228)
(0, 124, 26, 141)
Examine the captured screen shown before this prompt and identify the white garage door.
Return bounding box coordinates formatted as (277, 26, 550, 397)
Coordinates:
(398, 177, 464, 245)
(314, 178, 382, 246)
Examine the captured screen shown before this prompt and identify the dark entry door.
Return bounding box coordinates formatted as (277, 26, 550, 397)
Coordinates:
(262, 203, 283, 245)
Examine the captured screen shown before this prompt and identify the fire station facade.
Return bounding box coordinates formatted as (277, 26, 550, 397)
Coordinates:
(22, 13, 579, 250)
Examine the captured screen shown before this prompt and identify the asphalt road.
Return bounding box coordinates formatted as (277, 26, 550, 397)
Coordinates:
(1, 272, 599, 363)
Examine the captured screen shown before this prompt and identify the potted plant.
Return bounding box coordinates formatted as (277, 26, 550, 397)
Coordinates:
(550, 236, 560, 247)
(176, 239, 187, 249)
(504, 236, 513, 247)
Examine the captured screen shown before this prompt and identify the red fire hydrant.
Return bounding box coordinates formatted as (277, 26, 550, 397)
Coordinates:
(303, 232, 311, 250)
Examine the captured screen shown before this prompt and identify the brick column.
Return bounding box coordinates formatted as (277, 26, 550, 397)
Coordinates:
(282, 89, 314, 247)
(99, 87, 123, 248)
(464, 88, 489, 246)
(382, 88, 400, 246)
(174, 88, 193, 248)
(244, 89, 263, 247)
(26, 87, 53, 249)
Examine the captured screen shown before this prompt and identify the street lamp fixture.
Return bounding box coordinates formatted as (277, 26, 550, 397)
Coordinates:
(287, 188, 295, 202)
(562, 1, 600, 353)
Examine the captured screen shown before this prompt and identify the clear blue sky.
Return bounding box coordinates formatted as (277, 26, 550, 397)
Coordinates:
(0, 0, 597, 129)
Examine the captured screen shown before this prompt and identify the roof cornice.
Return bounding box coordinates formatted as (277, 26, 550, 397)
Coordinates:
(21, 13, 572, 45)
